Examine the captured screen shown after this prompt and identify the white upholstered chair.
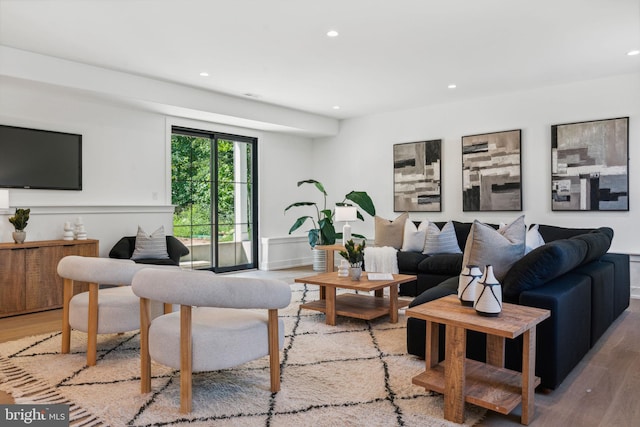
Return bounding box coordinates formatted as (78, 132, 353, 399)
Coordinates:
(131, 268, 292, 413)
(57, 256, 174, 366)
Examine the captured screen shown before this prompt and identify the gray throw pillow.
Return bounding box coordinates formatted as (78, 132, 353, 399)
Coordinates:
(422, 221, 462, 255)
(461, 215, 526, 281)
(131, 226, 170, 260)
(374, 212, 408, 249)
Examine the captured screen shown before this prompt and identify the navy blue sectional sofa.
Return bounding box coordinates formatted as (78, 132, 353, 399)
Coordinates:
(401, 222, 630, 389)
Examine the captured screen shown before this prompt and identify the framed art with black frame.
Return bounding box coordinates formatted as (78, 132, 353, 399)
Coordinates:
(462, 129, 522, 211)
(393, 139, 441, 212)
(551, 117, 629, 211)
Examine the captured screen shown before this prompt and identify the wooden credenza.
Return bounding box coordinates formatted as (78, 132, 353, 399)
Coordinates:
(0, 239, 99, 318)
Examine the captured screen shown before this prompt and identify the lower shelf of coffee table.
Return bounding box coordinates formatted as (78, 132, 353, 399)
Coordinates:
(300, 293, 409, 320)
(412, 358, 541, 415)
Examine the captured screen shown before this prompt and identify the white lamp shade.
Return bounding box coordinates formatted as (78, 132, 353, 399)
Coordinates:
(335, 206, 357, 222)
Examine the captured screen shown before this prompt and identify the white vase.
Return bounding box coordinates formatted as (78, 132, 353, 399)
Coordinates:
(12, 230, 26, 244)
(474, 265, 502, 317)
(458, 264, 482, 306)
(312, 248, 326, 271)
(337, 259, 349, 277)
(349, 265, 362, 281)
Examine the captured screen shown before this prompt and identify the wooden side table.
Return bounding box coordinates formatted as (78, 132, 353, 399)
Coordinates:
(407, 295, 550, 425)
(314, 244, 345, 299)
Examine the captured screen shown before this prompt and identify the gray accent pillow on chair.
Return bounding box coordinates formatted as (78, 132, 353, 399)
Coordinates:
(131, 226, 170, 260)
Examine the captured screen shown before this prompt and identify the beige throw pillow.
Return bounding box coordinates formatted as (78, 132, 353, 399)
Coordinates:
(374, 212, 408, 249)
(462, 215, 526, 281)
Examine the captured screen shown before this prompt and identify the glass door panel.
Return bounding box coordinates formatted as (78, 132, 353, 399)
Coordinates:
(172, 128, 257, 272)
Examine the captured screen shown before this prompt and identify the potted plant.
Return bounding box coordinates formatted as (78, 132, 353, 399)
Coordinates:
(284, 179, 376, 248)
(338, 239, 366, 280)
(9, 208, 30, 244)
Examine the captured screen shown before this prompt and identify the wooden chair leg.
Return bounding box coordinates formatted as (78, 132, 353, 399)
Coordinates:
(180, 305, 192, 414)
(61, 278, 73, 354)
(140, 298, 152, 394)
(268, 309, 281, 392)
(87, 283, 99, 366)
(164, 303, 173, 314)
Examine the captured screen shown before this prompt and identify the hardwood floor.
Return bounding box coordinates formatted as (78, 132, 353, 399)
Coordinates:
(1, 268, 638, 426)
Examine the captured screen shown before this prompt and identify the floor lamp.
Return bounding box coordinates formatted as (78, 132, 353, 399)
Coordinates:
(334, 206, 358, 245)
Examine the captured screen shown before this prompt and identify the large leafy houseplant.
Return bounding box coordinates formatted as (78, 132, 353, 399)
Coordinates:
(284, 179, 376, 248)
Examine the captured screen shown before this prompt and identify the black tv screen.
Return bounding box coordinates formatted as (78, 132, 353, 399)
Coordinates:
(0, 125, 82, 190)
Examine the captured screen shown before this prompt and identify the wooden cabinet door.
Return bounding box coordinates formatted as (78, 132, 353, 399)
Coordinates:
(0, 248, 26, 316)
(25, 245, 64, 311)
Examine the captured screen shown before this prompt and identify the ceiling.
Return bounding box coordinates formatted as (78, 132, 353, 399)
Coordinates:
(1, 0, 639, 120)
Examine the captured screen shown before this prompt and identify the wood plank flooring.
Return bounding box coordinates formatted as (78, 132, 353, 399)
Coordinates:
(1, 268, 638, 426)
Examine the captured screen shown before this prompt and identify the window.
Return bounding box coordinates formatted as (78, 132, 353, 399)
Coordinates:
(171, 127, 257, 272)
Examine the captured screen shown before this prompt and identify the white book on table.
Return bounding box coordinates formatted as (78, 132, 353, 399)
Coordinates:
(367, 272, 394, 281)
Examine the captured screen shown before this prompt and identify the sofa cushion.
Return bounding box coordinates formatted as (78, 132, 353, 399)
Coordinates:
(374, 212, 408, 249)
(451, 221, 473, 252)
(418, 253, 463, 275)
(397, 251, 428, 272)
(502, 238, 588, 301)
(461, 215, 526, 281)
(571, 228, 612, 265)
(401, 218, 427, 252)
(537, 224, 594, 242)
(423, 221, 462, 255)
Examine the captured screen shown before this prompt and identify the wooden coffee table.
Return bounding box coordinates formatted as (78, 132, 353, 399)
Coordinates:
(294, 271, 416, 325)
(407, 295, 550, 425)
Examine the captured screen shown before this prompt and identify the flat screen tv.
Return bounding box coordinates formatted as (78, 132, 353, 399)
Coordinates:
(0, 125, 82, 190)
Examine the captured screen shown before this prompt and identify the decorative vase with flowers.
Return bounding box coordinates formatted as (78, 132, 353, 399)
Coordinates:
(338, 239, 366, 280)
(8, 208, 30, 244)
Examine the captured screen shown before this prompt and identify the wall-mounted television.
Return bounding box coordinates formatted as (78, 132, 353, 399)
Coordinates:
(0, 125, 82, 190)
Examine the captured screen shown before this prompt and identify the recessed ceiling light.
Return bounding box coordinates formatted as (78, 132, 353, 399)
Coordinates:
(627, 50, 640, 56)
(199, 72, 209, 77)
(448, 84, 457, 89)
(327, 30, 339, 37)
(332, 105, 340, 110)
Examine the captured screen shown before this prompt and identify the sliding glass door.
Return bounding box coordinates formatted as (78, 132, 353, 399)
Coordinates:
(171, 127, 257, 272)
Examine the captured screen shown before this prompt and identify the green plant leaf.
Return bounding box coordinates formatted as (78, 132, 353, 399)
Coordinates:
(308, 228, 320, 247)
(284, 201, 316, 212)
(345, 191, 376, 216)
(288, 216, 313, 234)
(318, 218, 336, 244)
(297, 179, 327, 196)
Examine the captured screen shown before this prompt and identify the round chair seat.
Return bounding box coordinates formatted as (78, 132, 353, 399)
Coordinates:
(149, 307, 285, 372)
(69, 286, 140, 334)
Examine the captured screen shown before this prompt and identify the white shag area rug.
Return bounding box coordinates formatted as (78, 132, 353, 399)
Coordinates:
(0, 283, 485, 426)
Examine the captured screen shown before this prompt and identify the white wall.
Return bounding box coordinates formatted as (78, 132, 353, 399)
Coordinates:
(310, 73, 640, 257)
(0, 76, 314, 259)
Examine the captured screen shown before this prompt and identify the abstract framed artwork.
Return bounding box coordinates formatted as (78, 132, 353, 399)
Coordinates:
(551, 117, 629, 211)
(462, 129, 522, 211)
(393, 139, 441, 212)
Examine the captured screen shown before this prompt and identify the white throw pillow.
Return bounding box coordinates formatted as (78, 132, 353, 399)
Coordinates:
(422, 221, 462, 255)
(525, 224, 545, 254)
(401, 218, 428, 252)
(461, 215, 526, 281)
(131, 226, 170, 260)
